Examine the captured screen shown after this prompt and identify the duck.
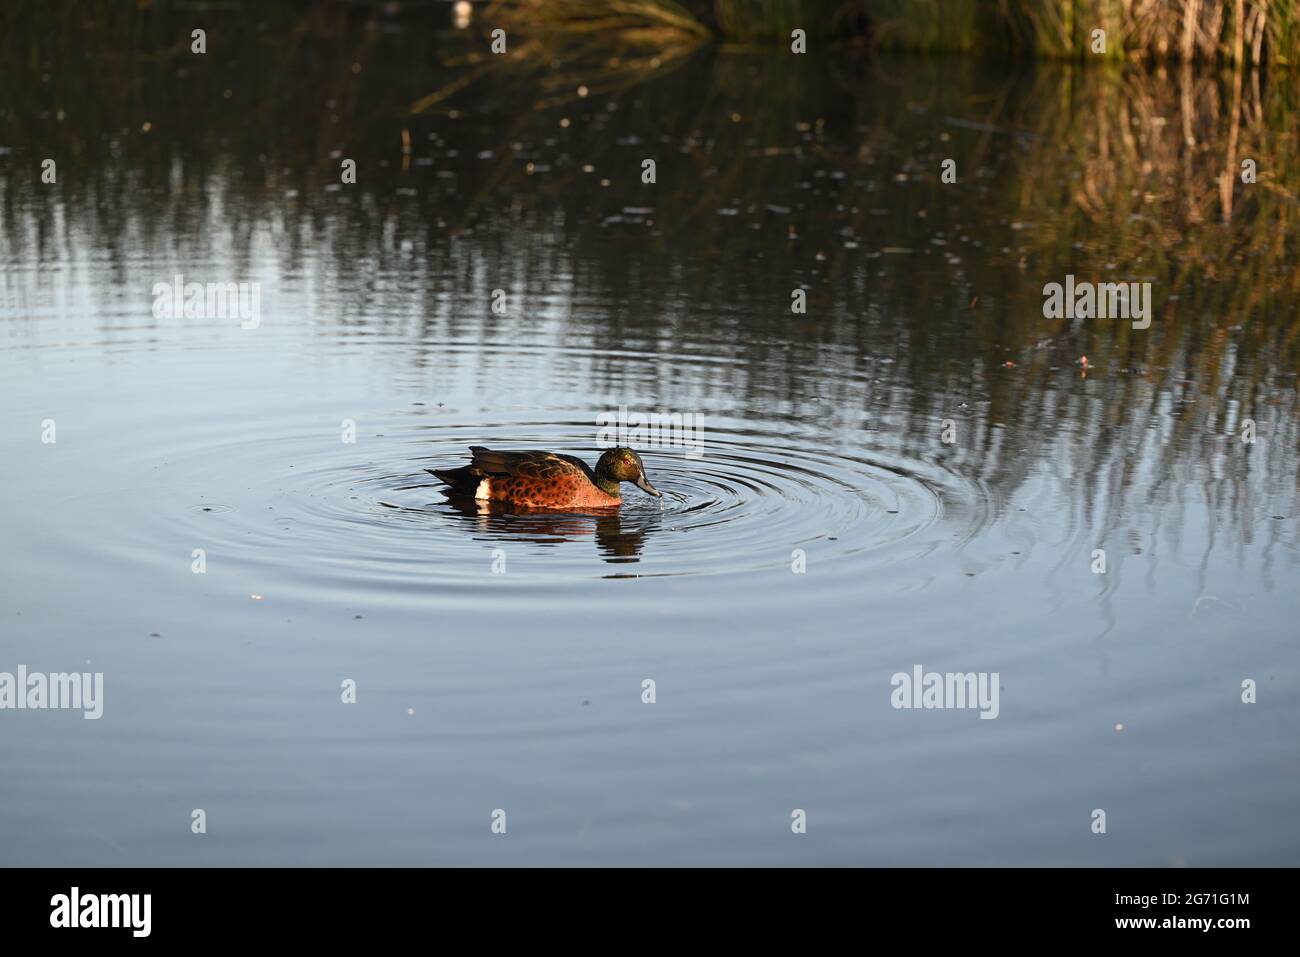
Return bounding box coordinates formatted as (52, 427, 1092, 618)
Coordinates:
(429, 446, 660, 510)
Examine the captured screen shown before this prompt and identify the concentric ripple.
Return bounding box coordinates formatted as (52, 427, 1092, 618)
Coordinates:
(93, 408, 997, 598)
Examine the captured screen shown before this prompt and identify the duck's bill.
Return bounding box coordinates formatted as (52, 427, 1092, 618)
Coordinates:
(635, 475, 662, 497)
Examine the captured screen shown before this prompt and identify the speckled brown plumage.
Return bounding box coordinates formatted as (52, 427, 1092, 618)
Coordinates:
(430, 447, 625, 509)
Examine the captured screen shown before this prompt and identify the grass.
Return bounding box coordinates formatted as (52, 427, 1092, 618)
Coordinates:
(485, 0, 1300, 63)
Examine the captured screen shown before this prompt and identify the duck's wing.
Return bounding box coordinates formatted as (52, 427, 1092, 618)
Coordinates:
(467, 447, 591, 482)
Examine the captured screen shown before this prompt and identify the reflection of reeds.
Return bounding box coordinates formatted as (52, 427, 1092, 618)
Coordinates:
(411, 37, 699, 115)
(1010, 63, 1300, 326)
(2, 6, 1296, 550)
(484, 0, 711, 44)
(412, 2, 708, 116)
(484, 0, 868, 43)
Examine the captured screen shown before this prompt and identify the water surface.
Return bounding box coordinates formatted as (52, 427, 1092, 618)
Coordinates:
(1, 7, 1297, 866)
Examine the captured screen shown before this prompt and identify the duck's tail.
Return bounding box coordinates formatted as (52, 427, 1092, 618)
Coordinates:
(427, 465, 480, 495)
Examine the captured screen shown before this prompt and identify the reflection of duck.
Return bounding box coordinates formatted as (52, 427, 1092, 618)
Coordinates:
(592, 513, 648, 561)
(439, 497, 652, 562)
(429, 446, 660, 509)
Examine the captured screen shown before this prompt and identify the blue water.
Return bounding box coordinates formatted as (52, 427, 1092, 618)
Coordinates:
(1, 10, 1297, 865)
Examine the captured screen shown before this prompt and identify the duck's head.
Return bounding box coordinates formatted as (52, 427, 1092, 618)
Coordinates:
(596, 447, 660, 498)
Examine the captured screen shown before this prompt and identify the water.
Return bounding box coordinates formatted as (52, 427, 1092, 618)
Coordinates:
(1, 7, 1297, 865)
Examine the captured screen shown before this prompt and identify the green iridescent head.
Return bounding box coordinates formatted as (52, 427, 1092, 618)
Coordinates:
(595, 448, 660, 498)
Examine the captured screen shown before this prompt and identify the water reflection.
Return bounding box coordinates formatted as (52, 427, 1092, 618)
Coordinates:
(1, 3, 1297, 867)
(436, 496, 652, 563)
(1, 11, 1295, 583)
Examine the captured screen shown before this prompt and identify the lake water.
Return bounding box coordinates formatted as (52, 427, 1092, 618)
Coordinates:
(1, 6, 1297, 866)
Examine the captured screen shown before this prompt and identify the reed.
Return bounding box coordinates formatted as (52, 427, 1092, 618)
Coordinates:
(867, 0, 1002, 54)
(871, 0, 1296, 63)
(712, 0, 869, 42)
